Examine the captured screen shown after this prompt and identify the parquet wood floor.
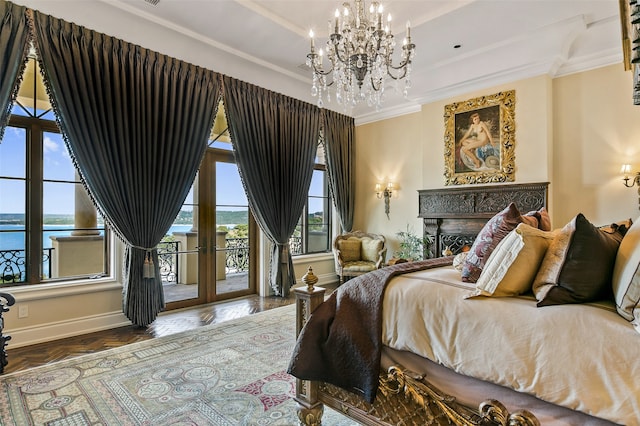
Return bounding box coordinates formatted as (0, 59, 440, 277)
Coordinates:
(4, 290, 334, 375)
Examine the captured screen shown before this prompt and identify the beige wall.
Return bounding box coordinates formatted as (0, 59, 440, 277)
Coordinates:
(552, 64, 640, 225)
(355, 64, 640, 258)
(355, 112, 426, 259)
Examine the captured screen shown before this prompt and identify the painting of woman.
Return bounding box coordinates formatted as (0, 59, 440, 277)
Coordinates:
(454, 106, 500, 173)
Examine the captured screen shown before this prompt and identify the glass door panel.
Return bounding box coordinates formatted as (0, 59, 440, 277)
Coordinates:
(162, 183, 200, 304)
(214, 157, 253, 296)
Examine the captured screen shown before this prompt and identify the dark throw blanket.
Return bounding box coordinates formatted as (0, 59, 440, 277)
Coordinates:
(287, 257, 454, 403)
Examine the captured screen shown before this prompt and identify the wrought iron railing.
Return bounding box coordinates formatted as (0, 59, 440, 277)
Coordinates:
(223, 238, 249, 273)
(289, 236, 302, 255)
(0, 248, 53, 283)
(1, 235, 309, 285)
(157, 241, 180, 284)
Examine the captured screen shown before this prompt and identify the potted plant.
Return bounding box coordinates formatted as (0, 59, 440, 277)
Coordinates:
(393, 224, 431, 262)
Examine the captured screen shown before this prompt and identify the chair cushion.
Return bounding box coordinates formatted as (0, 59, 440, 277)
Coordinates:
(361, 238, 383, 262)
(343, 261, 377, 273)
(338, 239, 361, 262)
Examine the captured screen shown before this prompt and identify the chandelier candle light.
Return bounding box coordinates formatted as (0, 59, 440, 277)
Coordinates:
(307, 0, 416, 109)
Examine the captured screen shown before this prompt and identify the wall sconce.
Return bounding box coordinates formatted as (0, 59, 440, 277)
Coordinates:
(376, 182, 394, 219)
(621, 164, 640, 209)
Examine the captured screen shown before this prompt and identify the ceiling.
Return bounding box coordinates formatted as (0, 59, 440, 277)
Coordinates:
(14, 0, 624, 123)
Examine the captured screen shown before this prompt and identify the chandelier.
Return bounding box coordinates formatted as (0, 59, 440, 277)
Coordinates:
(307, 0, 416, 110)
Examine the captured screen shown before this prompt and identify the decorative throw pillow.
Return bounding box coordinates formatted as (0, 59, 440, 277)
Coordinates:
(533, 213, 621, 307)
(611, 216, 640, 328)
(461, 203, 531, 283)
(467, 224, 557, 298)
(338, 239, 361, 262)
(361, 239, 383, 263)
(452, 252, 468, 271)
(600, 218, 633, 239)
(525, 207, 552, 231)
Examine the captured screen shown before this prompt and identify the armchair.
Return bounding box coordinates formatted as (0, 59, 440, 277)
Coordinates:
(333, 231, 386, 284)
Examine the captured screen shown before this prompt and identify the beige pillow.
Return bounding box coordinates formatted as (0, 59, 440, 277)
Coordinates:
(467, 224, 556, 298)
(338, 239, 361, 262)
(612, 216, 640, 327)
(361, 238, 383, 262)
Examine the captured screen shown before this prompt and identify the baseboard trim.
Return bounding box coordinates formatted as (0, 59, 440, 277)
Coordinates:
(7, 312, 131, 349)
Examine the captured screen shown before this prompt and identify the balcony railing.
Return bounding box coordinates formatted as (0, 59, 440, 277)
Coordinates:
(157, 241, 180, 284)
(0, 248, 53, 283)
(223, 238, 249, 273)
(1, 236, 305, 285)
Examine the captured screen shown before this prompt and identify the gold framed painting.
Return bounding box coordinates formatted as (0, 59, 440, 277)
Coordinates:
(443, 90, 515, 185)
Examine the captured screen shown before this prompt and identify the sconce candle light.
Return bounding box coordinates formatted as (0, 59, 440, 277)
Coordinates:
(376, 182, 395, 219)
(621, 164, 640, 210)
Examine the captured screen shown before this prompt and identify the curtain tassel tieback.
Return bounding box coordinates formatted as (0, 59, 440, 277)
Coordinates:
(279, 244, 289, 264)
(143, 252, 155, 279)
(132, 245, 157, 279)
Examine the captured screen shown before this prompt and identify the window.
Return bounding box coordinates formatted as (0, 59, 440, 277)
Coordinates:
(291, 143, 332, 255)
(0, 54, 109, 287)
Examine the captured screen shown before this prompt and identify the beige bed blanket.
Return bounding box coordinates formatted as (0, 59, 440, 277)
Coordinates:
(382, 266, 640, 425)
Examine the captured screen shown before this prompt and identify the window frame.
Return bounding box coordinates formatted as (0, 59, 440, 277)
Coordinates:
(1, 115, 111, 287)
(293, 162, 332, 256)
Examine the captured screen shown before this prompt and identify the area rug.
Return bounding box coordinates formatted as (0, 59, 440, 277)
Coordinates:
(0, 305, 357, 425)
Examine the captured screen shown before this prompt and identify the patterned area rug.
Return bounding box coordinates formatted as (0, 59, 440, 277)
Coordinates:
(0, 305, 357, 425)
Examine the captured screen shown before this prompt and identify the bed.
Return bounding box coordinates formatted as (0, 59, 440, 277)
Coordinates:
(287, 183, 640, 426)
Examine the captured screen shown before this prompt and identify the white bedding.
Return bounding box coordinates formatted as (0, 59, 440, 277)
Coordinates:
(381, 266, 640, 425)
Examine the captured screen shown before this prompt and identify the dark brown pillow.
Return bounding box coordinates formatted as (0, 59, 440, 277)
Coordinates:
(533, 213, 621, 307)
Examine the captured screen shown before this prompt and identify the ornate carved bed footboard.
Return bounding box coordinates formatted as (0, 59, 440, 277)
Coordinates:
(292, 285, 540, 426)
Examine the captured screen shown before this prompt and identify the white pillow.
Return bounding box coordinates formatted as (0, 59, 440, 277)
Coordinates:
(612, 216, 640, 328)
(466, 223, 556, 298)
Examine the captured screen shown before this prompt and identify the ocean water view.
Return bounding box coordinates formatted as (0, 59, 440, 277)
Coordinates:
(0, 224, 193, 252)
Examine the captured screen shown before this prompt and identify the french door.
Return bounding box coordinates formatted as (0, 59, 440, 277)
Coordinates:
(163, 148, 256, 310)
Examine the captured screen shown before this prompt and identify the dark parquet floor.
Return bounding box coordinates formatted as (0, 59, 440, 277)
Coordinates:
(4, 288, 337, 375)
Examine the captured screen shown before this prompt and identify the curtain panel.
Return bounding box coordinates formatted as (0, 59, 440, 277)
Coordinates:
(0, 1, 29, 141)
(323, 110, 355, 233)
(222, 76, 320, 296)
(30, 11, 221, 326)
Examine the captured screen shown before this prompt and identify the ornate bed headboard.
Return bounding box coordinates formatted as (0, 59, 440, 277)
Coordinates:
(418, 182, 549, 258)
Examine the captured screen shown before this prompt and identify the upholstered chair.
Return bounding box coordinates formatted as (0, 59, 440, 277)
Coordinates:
(333, 231, 386, 284)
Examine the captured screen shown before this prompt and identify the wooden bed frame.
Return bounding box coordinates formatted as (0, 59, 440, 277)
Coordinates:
(293, 285, 540, 426)
(292, 183, 550, 426)
(0, 292, 15, 374)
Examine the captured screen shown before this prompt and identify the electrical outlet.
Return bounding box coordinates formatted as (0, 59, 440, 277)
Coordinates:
(18, 305, 28, 318)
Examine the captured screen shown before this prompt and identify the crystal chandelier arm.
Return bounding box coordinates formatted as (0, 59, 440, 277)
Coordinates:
(308, 55, 335, 77)
(385, 43, 415, 79)
(329, 33, 354, 66)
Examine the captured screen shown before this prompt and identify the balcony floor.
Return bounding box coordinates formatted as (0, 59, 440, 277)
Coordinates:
(162, 272, 250, 303)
